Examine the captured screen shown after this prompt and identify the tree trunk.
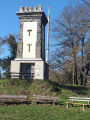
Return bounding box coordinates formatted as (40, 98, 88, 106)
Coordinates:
(72, 53, 78, 84)
(80, 38, 84, 85)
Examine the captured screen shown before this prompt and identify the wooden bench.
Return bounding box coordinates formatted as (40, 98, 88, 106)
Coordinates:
(65, 97, 90, 111)
(0, 95, 28, 103)
(32, 95, 59, 105)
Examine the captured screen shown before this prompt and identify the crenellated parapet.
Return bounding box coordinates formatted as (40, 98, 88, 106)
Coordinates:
(20, 5, 42, 12)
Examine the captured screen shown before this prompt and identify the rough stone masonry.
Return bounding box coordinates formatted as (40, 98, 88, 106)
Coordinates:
(10, 5, 49, 80)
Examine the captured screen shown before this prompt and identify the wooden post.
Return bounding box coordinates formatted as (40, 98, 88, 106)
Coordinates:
(67, 103, 69, 109)
(88, 101, 90, 104)
(83, 104, 85, 111)
(53, 101, 55, 106)
(88, 104, 90, 108)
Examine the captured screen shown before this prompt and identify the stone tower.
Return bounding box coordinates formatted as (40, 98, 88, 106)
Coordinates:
(10, 5, 48, 79)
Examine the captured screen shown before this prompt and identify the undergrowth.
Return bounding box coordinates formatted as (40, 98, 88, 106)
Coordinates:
(0, 78, 89, 102)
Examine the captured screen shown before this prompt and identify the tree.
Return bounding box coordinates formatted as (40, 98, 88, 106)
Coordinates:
(0, 37, 6, 54)
(82, 0, 90, 5)
(51, 3, 90, 85)
(74, 4, 90, 85)
(0, 34, 17, 78)
(7, 34, 17, 59)
(51, 5, 80, 84)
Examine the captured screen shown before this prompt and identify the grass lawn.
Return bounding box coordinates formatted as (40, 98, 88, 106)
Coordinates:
(0, 79, 90, 120)
(0, 104, 90, 120)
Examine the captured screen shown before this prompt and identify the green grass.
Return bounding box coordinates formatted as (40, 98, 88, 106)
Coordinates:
(0, 79, 8, 84)
(0, 78, 90, 120)
(0, 78, 90, 102)
(0, 105, 90, 120)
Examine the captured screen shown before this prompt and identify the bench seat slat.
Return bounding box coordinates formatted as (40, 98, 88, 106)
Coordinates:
(32, 97, 58, 100)
(0, 95, 28, 103)
(69, 99, 90, 102)
(69, 97, 90, 100)
(33, 95, 58, 99)
(32, 100, 58, 102)
(65, 102, 88, 105)
(0, 95, 27, 99)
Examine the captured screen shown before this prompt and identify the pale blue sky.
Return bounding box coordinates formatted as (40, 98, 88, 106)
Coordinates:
(0, 0, 79, 58)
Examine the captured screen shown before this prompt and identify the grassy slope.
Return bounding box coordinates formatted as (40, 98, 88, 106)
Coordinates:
(0, 79, 90, 101)
(0, 79, 90, 120)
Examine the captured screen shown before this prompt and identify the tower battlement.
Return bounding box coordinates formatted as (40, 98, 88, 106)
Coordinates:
(20, 5, 42, 12)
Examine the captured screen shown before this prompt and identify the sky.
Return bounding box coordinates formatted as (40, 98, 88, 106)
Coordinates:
(0, 0, 79, 58)
(0, 0, 77, 36)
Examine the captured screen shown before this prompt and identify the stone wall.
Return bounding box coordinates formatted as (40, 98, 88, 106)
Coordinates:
(11, 60, 45, 79)
(10, 5, 49, 80)
(16, 5, 48, 61)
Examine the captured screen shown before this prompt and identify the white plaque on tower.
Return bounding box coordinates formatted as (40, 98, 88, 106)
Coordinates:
(23, 22, 37, 59)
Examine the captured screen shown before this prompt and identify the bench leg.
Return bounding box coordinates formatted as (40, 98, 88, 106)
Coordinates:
(35, 101, 37, 104)
(67, 103, 69, 109)
(71, 104, 73, 107)
(83, 104, 85, 111)
(53, 101, 55, 106)
(89, 104, 90, 108)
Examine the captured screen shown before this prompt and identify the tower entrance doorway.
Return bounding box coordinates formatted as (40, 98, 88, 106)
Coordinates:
(20, 63, 35, 79)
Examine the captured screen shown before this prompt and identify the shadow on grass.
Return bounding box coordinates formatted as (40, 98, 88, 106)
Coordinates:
(3, 78, 88, 96)
(45, 80, 88, 95)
